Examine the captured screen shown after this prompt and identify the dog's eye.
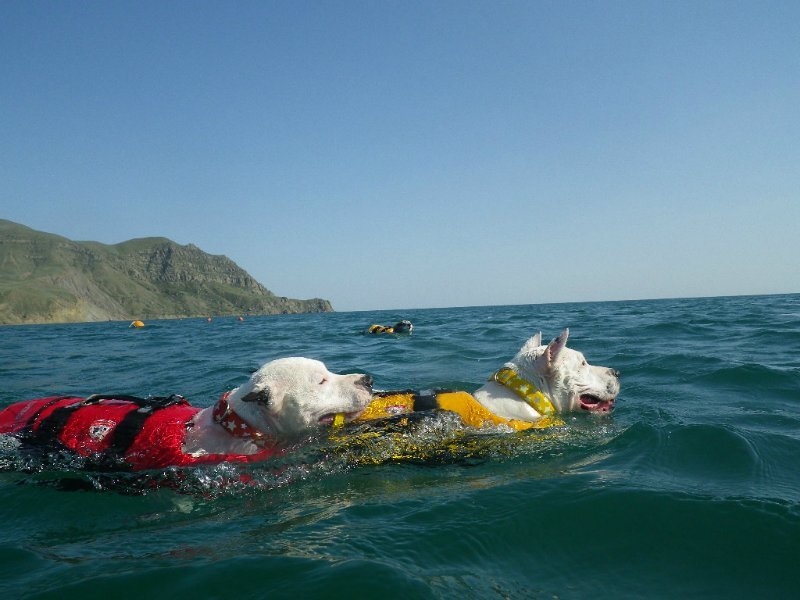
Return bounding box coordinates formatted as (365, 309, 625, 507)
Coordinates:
(582, 360, 587, 366)
(319, 378, 328, 385)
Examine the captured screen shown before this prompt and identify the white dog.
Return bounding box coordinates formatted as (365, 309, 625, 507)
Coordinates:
(182, 357, 374, 456)
(472, 329, 619, 421)
(0, 357, 374, 470)
(357, 329, 619, 430)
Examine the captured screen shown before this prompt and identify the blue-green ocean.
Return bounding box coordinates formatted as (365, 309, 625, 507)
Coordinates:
(1, 294, 799, 599)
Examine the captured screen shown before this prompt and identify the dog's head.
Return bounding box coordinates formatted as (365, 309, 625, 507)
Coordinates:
(393, 320, 413, 334)
(508, 329, 619, 414)
(227, 357, 373, 437)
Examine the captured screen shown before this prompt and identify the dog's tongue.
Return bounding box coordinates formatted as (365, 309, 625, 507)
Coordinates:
(579, 395, 614, 412)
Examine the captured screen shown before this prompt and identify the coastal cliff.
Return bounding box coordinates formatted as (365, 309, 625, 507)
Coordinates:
(0, 219, 332, 324)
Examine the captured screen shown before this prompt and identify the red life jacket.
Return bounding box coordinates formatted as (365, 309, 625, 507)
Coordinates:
(0, 395, 279, 471)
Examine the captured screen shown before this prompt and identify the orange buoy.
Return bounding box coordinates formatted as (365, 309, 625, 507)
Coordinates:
(130, 320, 145, 328)
(238, 316, 244, 321)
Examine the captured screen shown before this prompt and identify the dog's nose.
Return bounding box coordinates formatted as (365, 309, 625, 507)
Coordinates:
(611, 369, 621, 378)
(358, 374, 374, 389)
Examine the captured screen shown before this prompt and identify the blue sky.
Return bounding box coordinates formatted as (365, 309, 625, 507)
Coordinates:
(2, 1, 798, 311)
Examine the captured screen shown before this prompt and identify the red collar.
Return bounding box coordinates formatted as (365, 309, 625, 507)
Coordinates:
(212, 392, 265, 441)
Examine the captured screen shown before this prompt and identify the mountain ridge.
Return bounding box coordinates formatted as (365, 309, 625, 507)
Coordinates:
(0, 219, 332, 324)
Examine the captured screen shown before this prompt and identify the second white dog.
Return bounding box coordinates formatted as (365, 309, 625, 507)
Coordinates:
(183, 357, 374, 456)
(354, 328, 619, 430)
(472, 328, 620, 421)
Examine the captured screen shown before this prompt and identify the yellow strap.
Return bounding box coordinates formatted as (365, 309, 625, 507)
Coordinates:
(332, 412, 345, 428)
(491, 368, 556, 416)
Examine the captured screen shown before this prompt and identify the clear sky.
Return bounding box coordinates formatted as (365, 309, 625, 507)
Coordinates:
(2, 1, 798, 312)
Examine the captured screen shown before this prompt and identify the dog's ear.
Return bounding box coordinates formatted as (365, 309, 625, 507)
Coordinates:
(544, 328, 569, 367)
(241, 387, 271, 406)
(518, 331, 543, 355)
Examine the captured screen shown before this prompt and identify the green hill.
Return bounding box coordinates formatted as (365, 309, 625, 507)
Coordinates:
(0, 219, 332, 324)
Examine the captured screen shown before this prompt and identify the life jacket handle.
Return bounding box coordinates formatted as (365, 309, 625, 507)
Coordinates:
(83, 393, 187, 410)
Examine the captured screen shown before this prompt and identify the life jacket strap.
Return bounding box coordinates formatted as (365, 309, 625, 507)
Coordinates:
(83, 393, 186, 409)
(28, 400, 83, 446)
(490, 368, 556, 416)
(103, 395, 187, 461)
(16, 396, 77, 437)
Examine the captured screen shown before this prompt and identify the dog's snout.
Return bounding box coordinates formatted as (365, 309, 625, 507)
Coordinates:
(358, 374, 374, 389)
(611, 369, 621, 378)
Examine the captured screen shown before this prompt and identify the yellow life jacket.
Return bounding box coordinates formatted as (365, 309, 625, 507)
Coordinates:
(367, 324, 394, 334)
(335, 389, 564, 430)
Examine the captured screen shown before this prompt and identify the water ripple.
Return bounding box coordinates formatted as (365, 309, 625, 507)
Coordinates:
(1, 294, 799, 597)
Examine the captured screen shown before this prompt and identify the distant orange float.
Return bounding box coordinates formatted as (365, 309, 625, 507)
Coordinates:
(130, 320, 145, 328)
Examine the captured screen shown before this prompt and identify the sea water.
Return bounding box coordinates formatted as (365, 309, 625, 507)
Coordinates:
(0, 295, 798, 598)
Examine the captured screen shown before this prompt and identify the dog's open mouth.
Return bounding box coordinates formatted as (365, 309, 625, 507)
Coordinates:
(579, 394, 615, 412)
(318, 409, 364, 425)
